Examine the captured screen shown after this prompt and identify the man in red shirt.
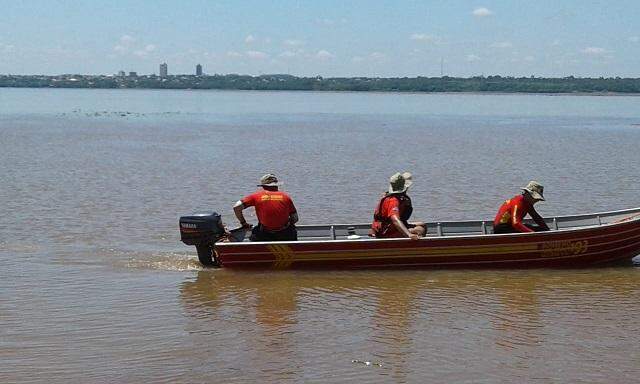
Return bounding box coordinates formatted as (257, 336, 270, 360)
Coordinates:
(233, 174, 298, 241)
(493, 181, 550, 234)
(370, 172, 426, 240)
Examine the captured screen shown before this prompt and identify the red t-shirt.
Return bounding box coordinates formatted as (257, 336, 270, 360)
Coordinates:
(493, 194, 534, 232)
(241, 190, 297, 231)
(371, 195, 402, 237)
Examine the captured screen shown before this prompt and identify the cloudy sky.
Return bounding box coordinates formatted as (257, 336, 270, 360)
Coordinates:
(1, 0, 639, 77)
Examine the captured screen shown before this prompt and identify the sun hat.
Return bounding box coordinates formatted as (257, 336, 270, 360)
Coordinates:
(522, 180, 545, 201)
(388, 172, 413, 194)
(257, 173, 280, 187)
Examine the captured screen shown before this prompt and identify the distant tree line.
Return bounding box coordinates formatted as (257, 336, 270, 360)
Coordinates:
(2, 74, 640, 93)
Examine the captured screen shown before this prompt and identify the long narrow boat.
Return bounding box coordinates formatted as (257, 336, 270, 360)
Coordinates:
(179, 207, 640, 269)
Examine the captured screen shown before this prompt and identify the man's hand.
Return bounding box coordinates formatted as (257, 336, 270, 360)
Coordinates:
(409, 233, 420, 241)
(240, 222, 252, 230)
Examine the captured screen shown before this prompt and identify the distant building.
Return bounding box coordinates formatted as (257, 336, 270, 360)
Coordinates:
(196, 64, 203, 76)
(160, 63, 168, 78)
(117, 70, 126, 77)
(128, 72, 137, 77)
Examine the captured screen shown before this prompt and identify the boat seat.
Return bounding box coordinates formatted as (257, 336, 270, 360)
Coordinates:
(298, 225, 334, 241)
(427, 221, 491, 236)
(331, 224, 371, 240)
(297, 224, 372, 241)
(554, 216, 602, 229)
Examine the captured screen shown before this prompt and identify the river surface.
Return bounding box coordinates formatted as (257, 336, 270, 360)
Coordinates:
(1, 88, 640, 383)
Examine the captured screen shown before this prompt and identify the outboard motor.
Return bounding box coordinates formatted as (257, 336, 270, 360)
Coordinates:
(179, 212, 226, 266)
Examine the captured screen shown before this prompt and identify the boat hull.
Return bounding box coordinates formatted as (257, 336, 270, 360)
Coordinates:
(214, 219, 640, 269)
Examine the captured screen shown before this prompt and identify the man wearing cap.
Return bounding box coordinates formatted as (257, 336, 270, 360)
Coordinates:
(233, 174, 299, 241)
(493, 181, 550, 234)
(370, 172, 426, 240)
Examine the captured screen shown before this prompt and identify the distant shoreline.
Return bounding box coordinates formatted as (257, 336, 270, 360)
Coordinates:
(2, 74, 640, 95)
(3, 87, 640, 97)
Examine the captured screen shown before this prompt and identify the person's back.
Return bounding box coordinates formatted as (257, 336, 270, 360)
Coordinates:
(233, 174, 298, 242)
(370, 172, 425, 240)
(493, 181, 550, 234)
(242, 189, 295, 231)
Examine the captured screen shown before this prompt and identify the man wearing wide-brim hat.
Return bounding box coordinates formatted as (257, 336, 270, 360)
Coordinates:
(370, 172, 426, 240)
(493, 181, 550, 234)
(233, 173, 299, 241)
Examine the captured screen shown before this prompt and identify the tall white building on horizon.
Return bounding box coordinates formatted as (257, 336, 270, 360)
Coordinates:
(159, 63, 168, 78)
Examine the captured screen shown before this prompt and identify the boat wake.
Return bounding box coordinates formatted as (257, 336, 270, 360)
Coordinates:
(112, 249, 205, 271)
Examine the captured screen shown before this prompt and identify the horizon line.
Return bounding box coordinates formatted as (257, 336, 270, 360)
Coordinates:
(2, 73, 639, 80)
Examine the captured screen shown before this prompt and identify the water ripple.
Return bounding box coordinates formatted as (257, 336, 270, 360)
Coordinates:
(4, 92, 640, 382)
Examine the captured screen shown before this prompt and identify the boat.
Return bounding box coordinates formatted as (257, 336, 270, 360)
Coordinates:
(179, 207, 640, 269)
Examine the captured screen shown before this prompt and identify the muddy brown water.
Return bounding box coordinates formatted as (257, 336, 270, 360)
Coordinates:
(2, 88, 640, 383)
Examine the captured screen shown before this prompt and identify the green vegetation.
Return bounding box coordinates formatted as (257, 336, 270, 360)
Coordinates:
(2, 74, 640, 93)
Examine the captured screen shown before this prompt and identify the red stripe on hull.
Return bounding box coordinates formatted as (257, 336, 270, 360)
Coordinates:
(215, 220, 640, 269)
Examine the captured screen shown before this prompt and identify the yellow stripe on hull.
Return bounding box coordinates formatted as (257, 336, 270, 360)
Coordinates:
(266, 243, 540, 263)
(267, 244, 295, 269)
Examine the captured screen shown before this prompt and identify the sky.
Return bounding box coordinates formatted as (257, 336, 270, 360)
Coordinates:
(1, 0, 639, 77)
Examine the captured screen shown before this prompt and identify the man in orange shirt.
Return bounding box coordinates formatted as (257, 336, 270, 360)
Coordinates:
(233, 174, 299, 241)
(493, 181, 550, 234)
(370, 172, 426, 240)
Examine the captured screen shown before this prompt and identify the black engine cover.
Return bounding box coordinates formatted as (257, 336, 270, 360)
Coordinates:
(179, 212, 225, 245)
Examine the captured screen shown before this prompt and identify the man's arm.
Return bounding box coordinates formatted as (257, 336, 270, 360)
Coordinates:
(512, 204, 534, 233)
(233, 200, 252, 228)
(529, 208, 550, 230)
(287, 197, 299, 225)
(391, 216, 419, 240)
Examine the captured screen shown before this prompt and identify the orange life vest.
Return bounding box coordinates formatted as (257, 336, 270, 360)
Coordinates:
(372, 193, 413, 236)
